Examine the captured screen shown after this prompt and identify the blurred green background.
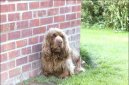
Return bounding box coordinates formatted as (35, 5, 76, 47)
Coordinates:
(82, 0, 128, 31)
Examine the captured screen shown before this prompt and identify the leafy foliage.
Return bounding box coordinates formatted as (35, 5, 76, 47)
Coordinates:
(82, 0, 129, 31)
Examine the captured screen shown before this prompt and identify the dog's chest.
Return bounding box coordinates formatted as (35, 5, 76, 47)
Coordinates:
(43, 54, 67, 74)
(52, 58, 65, 70)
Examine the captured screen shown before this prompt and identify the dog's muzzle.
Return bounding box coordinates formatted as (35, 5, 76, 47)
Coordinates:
(53, 36, 63, 52)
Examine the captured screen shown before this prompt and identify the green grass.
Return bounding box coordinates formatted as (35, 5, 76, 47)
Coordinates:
(22, 25, 128, 85)
(80, 25, 128, 85)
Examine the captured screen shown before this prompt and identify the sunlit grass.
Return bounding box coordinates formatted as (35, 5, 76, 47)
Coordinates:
(80, 25, 128, 85)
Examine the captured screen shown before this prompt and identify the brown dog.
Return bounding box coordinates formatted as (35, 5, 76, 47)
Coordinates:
(41, 28, 85, 78)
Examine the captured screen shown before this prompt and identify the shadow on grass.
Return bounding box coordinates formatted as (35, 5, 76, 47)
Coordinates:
(80, 46, 97, 69)
(17, 75, 59, 85)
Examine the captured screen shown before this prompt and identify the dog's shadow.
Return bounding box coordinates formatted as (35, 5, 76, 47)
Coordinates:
(80, 46, 97, 69)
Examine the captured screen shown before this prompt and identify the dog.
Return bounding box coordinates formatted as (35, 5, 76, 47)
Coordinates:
(41, 28, 85, 78)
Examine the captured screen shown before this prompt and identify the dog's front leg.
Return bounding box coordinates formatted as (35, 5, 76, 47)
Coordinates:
(59, 69, 69, 79)
(75, 57, 85, 73)
(66, 57, 75, 76)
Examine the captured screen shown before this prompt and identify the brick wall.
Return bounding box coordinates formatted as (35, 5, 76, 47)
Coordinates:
(0, 0, 81, 85)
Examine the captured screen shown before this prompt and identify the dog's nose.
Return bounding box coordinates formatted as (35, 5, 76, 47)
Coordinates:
(57, 40, 62, 46)
(58, 40, 62, 43)
(56, 39, 62, 46)
(55, 36, 63, 46)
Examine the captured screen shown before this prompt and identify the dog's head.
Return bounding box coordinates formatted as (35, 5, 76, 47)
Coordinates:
(44, 28, 69, 53)
(48, 29, 65, 53)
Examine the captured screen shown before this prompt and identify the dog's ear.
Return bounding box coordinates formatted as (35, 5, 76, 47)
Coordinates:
(62, 33, 70, 58)
(62, 45, 70, 58)
(41, 33, 51, 58)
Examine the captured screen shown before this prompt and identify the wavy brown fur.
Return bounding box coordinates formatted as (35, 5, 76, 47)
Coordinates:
(41, 28, 85, 78)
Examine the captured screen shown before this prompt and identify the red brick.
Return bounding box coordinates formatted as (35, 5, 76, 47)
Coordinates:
(33, 11, 37, 18)
(16, 39, 27, 48)
(71, 20, 81, 27)
(38, 10, 46, 17)
(66, 0, 76, 5)
(1, 60, 15, 72)
(47, 24, 59, 29)
(0, 4, 8, 13)
(8, 4, 16, 12)
(29, 36, 38, 45)
(40, 0, 53, 8)
(33, 26, 46, 35)
(33, 10, 46, 18)
(29, 53, 40, 62)
(0, 0, 6, 1)
(60, 7, 71, 14)
(22, 47, 31, 55)
(66, 13, 76, 20)
(32, 60, 41, 70)
(32, 44, 42, 53)
(60, 22, 71, 29)
(1, 23, 15, 32)
(9, 23, 15, 31)
(29, 2, 39, 9)
(54, 15, 65, 23)
(1, 72, 8, 82)
(76, 34, 80, 40)
(29, 69, 40, 77)
(0, 53, 8, 62)
(0, 15, 6, 23)
(8, 31, 20, 40)
(76, 0, 81, 3)
(40, 17, 53, 25)
(66, 29, 75, 35)
(17, 21, 29, 29)
(21, 29, 32, 38)
(39, 35, 44, 42)
(8, 60, 15, 69)
(1, 62, 8, 72)
(30, 19, 39, 27)
(17, 3, 28, 11)
(54, 0, 65, 6)
(0, 24, 10, 33)
(71, 29, 76, 34)
(16, 57, 27, 66)
(48, 8, 59, 16)
(8, 13, 20, 21)
(0, 4, 15, 13)
(22, 64, 31, 72)
(72, 5, 81, 12)
(76, 12, 81, 18)
(9, 68, 21, 78)
(22, 11, 32, 20)
(76, 19, 81, 25)
(0, 33, 7, 42)
(75, 27, 80, 33)
(71, 34, 79, 41)
(1, 42, 15, 52)
(8, 50, 20, 59)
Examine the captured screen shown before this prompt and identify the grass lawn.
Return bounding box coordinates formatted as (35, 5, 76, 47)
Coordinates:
(22, 25, 128, 85)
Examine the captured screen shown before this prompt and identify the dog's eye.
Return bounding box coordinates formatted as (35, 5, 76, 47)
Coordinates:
(52, 33, 56, 37)
(60, 35, 64, 38)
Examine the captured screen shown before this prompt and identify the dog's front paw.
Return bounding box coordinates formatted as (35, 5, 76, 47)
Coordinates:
(75, 67, 85, 73)
(43, 71, 51, 77)
(82, 60, 85, 65)
(59, 74, 67, 79)
(59, 70, 69, 79)
(79, 67, 85, 72)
